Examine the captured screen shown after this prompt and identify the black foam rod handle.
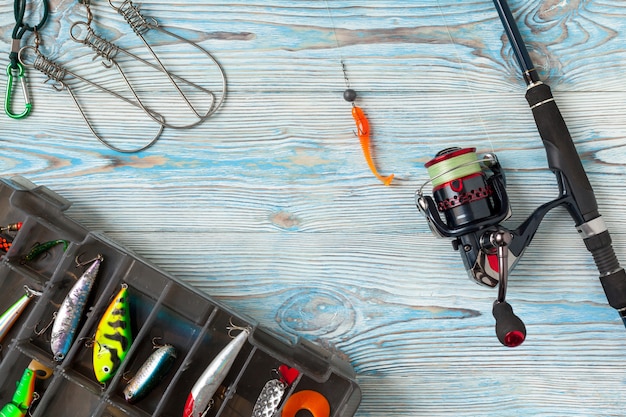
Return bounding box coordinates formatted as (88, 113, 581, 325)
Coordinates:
(525, 83, 599, 222)
(493, 301, 526, 347)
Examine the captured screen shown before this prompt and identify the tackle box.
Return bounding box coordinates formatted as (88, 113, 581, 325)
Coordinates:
(0, 176, 361, 417)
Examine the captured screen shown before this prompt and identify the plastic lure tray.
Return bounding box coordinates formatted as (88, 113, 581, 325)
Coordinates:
(0, 177, 361, 417)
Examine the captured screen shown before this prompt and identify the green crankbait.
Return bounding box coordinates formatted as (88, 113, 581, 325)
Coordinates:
(93, 284, 132, 383)
(0, 360, 53, 417)
(0, 368, 35, 417)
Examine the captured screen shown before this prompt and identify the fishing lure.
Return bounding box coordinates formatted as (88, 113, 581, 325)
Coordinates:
(93, 284, 132, 383)
(183, 324, 250, 417)
(0, 359, 52, 417)
(0, 223, 23, 253)
(251, 365, 300, 417)
(20, 239, 69, 264)
(351, 105, 394, 186)
(325, 2, 394, 186)
(0, 368, 36, 417)
(0, 222, 23, 233)
(123, 342, 177, 403)
(50, 254, 103, 361)
(0, 286, 42, 344)
(281, 390, 330, 417)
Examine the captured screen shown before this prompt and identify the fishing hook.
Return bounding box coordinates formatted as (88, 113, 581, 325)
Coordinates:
(226, 318, 251, 338)
(74, 253, 104, 268)
(33, 311, 55, 337)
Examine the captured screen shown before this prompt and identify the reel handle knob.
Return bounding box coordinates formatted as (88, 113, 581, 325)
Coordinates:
(492, 301, 526, 347)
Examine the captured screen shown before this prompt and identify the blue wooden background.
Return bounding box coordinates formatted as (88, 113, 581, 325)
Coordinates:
(2, 0, 626, 415)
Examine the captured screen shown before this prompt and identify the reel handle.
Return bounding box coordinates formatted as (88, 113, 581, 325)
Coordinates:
(492, 301, 526, 348)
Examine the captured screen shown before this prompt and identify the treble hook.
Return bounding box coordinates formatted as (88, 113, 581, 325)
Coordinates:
(226, 318, 251, 338)
(33, 311, 56, 336)
(5, 62, 31, 119)
(75, 253, 104, 268)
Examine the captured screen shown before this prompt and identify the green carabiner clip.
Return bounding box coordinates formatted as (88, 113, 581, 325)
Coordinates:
(5, 62, 32, 119)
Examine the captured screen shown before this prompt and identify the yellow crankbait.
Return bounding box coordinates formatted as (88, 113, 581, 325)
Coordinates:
(93, 284, 132, 383)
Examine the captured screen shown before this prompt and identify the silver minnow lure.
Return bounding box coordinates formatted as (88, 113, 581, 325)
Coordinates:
(251, 379, 287, 417)
(50, 255, 103, 361)
(182, 326, 250, 417)
(124, 343, 177, 403)
(0, 286, 42, 344)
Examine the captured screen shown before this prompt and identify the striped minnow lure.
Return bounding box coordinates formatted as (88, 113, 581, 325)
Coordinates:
(0, 359, 53, 417)
(251, 365, 300, 417)
(124, 343, 177, 403)
(0, 286, 42, 344)
(93, 284, 132, 383)
(50, 255, 103, 361)
(183, 325, 250, 417)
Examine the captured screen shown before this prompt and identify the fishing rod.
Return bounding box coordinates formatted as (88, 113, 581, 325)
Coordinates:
(417, 0, 626, 347)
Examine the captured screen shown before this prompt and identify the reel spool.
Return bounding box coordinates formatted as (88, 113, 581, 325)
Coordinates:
(425, 148, 498, 230)
(416, 147, 510, 239)
(417, 147, 526, 347)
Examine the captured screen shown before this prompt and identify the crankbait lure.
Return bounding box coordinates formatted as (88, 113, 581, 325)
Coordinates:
(93, 284, 132, 383)
(0, 359, 52, 417)
(20, 239, 69, 264)
(0, 286, 42, 344)
(252, 365, 300, 417)
(183, 324, 250, 417)
(50, 254, 103, 361)
(281, 390, 331, 417)
(123, 342, 177, 403)
(0, 368, 36, 417)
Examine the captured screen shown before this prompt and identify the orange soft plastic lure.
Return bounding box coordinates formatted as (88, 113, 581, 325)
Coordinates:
(351, 105, 394, 186)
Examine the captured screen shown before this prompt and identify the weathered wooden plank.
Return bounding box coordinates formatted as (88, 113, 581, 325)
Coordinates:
(1, 0, 626, 415)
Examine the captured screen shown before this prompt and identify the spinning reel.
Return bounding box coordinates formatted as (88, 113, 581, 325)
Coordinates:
(416, 146, 626, 347)
(416, 147, 528, 347)
(415, 0, 626, 348)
